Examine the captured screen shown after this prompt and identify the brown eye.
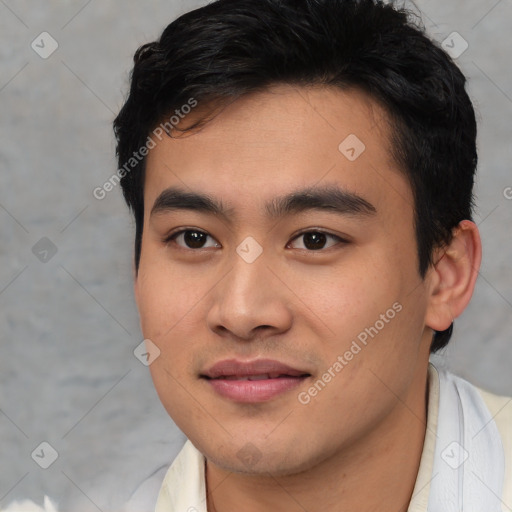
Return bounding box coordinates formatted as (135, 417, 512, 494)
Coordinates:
(183, 230, 208, 248)
(289, 231, 345, 251)
(302, 232, 327, 250)
(166, 229, 220, 249)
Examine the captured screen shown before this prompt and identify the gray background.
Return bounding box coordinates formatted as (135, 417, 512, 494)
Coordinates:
(0, 0, 511, 510)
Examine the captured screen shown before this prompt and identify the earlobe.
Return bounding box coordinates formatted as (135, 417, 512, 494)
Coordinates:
(424, 220, 482, 332)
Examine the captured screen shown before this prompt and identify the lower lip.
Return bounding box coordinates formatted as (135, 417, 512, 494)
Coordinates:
(205, 376, 308, 402)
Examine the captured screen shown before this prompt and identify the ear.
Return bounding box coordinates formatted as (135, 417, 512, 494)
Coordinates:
(424, 220, 482, 332)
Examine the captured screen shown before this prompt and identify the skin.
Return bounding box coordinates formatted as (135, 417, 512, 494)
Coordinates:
(134, 84, 481, 511)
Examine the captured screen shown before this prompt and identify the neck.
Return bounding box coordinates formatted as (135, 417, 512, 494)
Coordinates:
(206, 364, 430, 512)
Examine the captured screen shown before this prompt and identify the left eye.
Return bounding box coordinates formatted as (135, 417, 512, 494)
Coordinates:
(166, 229, 220, 249)
(288, 231, 344, 251)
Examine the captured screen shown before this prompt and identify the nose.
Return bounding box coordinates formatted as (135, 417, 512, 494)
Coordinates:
(206, 250, 293, 342)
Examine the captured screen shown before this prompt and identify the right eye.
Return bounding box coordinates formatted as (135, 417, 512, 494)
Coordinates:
(163, 229, 221, 250)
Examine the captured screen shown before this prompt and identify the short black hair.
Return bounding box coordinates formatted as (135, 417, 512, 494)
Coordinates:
(113, 0, 477, 353)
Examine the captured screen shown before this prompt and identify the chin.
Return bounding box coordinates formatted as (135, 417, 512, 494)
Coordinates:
(196, 433, 324, 477)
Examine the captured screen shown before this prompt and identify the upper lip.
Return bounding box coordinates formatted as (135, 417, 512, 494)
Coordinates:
(201, 358, 311, 379)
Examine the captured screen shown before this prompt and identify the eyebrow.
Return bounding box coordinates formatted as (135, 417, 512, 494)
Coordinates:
(150, 185, 377, 222)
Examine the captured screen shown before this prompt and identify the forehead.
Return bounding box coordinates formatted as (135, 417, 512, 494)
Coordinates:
(143, 85, 412, 221)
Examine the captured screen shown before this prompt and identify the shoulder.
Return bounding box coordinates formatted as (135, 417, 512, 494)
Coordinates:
(120, 440, 205, 512)
(120, 465, 170, 512)
(474, 385, 512, 449)
(472, 383, 512, 504)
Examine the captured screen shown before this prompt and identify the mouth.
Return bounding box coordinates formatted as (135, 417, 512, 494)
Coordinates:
(200, 359, 311, 402)
(211, 373, 306, 381)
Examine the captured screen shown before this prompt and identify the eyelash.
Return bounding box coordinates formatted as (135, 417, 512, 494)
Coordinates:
(162, 228, 349, 252)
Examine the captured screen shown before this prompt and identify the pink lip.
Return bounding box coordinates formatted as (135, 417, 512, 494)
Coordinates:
(201, 358, 311, 403)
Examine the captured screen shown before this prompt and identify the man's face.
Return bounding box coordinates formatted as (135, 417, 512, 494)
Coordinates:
(135, 85, 433, 475)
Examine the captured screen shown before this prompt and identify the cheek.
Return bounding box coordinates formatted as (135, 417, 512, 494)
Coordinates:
(300, 247, 422, 366)
(293, 251, 400, 328)
(135, 252, 205, 340)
